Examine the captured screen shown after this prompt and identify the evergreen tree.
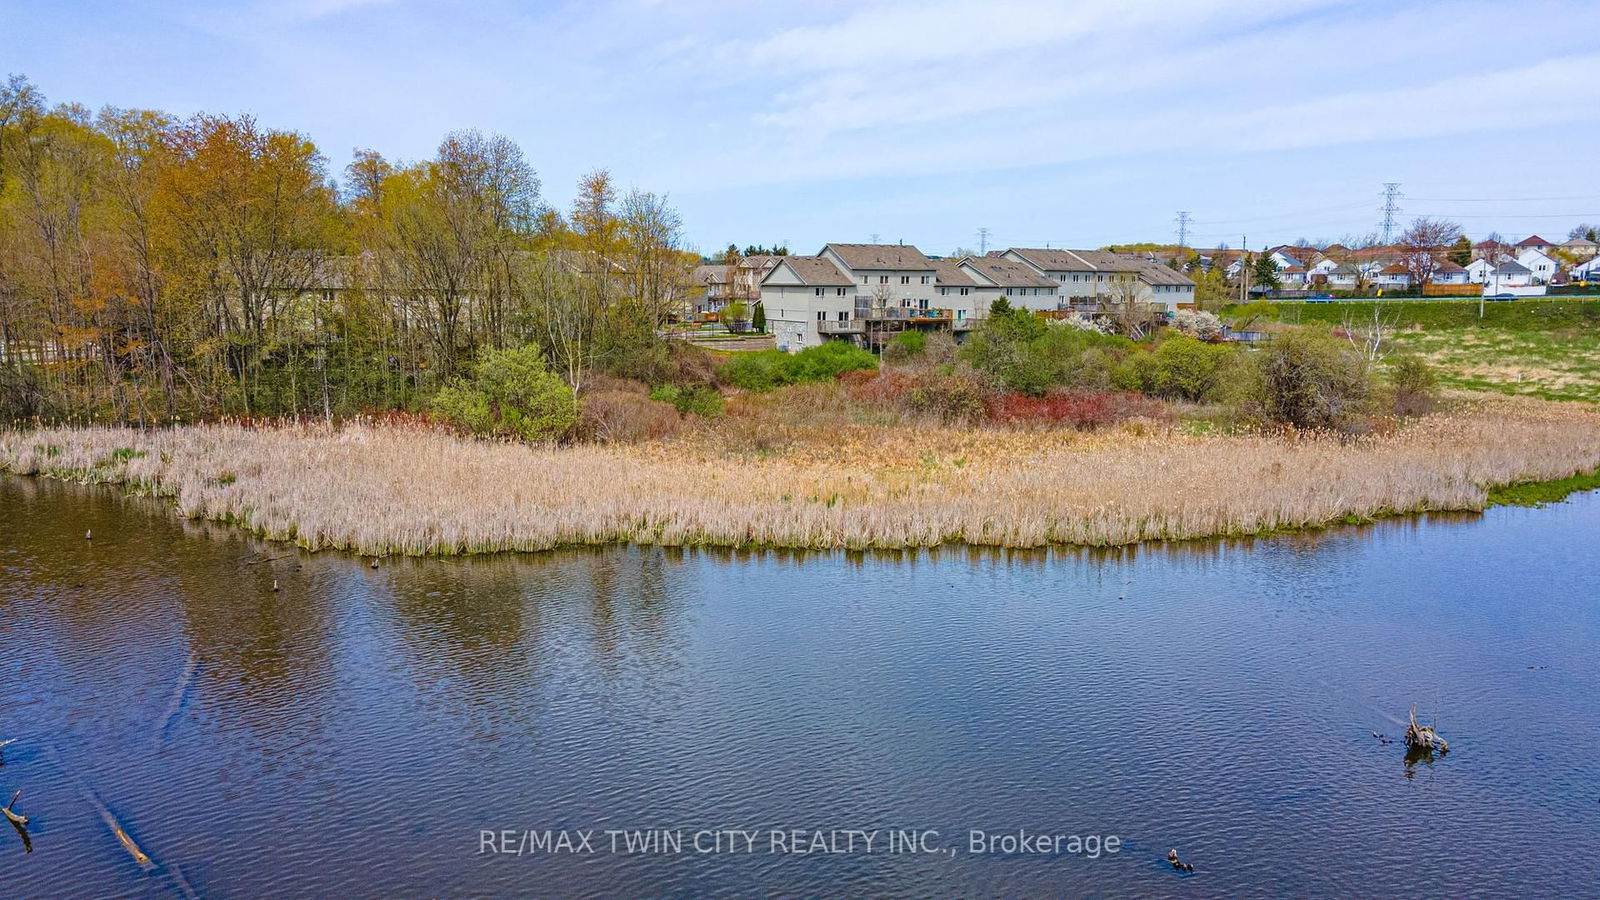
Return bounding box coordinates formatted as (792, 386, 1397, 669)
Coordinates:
(1251, 253, 1281, 291)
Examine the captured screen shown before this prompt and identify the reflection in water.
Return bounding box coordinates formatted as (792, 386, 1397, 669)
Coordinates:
(2, 474, 1599, 898)
(1404, 744, 1448, 780)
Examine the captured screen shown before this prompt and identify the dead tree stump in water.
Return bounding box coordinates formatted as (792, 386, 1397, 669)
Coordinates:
(3, 790, 30, 853)
(2, 790, 26, 827)
(1404, 707, 1449, 755)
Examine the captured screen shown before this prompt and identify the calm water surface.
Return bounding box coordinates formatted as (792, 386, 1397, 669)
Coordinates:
(1, 474, 1598, 898)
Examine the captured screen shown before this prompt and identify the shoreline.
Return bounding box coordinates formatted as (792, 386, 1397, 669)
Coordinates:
(6, 396, 1600, 557)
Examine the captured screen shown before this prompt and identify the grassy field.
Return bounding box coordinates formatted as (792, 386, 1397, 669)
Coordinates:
(5, 396, 1600, 554)
(1237, 300, 1600, 404)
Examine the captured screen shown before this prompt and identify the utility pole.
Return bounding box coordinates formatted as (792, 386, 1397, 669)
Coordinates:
(1240, 234, 1249, 304)
(1380, 183, 1402, 244)
(870, 233, 880, 244)
(977, 227, 991, 255)
(1175, 211, 1190, 248)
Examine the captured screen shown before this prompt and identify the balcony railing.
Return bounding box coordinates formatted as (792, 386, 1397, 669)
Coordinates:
(817, 319, 864, 334)
(853, 304, 956, 322)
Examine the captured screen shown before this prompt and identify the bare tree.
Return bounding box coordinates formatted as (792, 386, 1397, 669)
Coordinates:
(522, 253, 597, 407)
(1398, 217, 1462, 290)
(1104, 275, 1155, 339)
(617, 188, 692, 325)
(1342, 305, 1400, 363)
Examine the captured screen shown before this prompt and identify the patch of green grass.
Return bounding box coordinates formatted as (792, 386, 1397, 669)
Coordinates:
(1231, 299, 1600, 331)
(1225, 299, 1600, 405)
(1488, 468, 1600, 507)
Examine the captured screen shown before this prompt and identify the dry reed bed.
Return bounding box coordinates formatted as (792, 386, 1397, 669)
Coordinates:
(3, 397, 1599, 554)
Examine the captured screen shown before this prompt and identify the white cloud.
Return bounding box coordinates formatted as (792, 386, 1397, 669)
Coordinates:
(639, 0, 1600, 192)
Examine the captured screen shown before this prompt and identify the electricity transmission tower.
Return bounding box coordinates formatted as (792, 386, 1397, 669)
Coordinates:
(1379, 183, 1402, 244)
(977, 227, 991, 255)
(1175, 211, 1191, 248)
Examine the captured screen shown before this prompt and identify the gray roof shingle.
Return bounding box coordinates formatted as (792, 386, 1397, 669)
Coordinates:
(771, 256, 854, 286)
(822, 243, 933, 271)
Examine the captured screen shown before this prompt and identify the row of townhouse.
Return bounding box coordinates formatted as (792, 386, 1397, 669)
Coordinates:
(757, 243, 1194, 352)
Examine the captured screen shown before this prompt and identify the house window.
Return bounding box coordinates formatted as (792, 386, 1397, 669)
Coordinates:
(836, 287, 846, 296)
(816, 311, 826, 321)
(880, 275, 889, 284)
(921, 275, 931, 284)
(814, 287, 823, 296)
(901, 275, 910, 284)
(837, 311, 849, 321)
(939, 287, 947, 296)
(960, 287, 969, 296)
(1006, 288, 1014, 296)
(862, 276, 868, 284)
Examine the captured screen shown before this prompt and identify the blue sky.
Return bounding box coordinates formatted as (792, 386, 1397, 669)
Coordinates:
(5, 0, 1600, 254)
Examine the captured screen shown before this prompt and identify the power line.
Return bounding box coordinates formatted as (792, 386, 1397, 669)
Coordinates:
(1380, 182, 1402, 244)
(1190, 200, 1375, 227)
(1406, 194, 1600, 203)
(1409, 211, 1600, 219)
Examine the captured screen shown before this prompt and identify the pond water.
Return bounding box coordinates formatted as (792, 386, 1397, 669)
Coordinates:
(1, 474, 1598, 897)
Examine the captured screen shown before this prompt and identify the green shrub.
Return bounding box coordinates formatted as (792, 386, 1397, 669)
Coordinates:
(722, 342, 878, 392)
(791, 341, 878, 381)
(961, 308, 1051, 395)
(720, 350, 789, 391)
(1136, 336, 1239, 402)
(1389, 354, 1439, 417)
(650, 383, 725, 417)
(883, 330, 927, 364)
(430, 344, 578, 441)
(1034, 325, 1134, 388)
(963, 310, 1133, 396)
(1240, 327, 1374, 431)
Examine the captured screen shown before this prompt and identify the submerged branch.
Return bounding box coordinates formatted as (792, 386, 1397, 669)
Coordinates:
(155, 654, 199, 747)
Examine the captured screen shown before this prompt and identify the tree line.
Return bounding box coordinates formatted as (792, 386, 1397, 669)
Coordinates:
(0, 75, 699, 424)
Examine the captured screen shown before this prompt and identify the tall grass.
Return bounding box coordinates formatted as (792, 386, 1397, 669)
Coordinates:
(4, 397, 1600, 554)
